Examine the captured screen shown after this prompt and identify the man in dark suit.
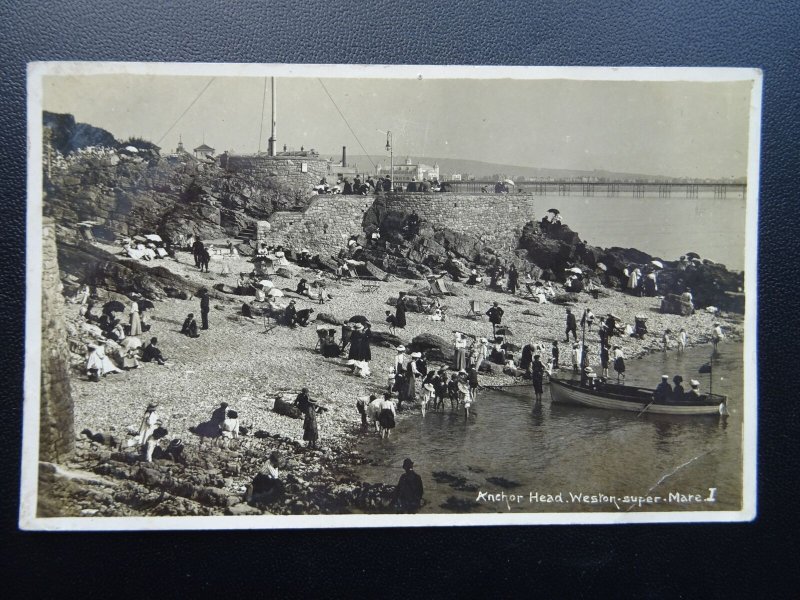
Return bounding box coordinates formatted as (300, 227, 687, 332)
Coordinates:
(565, 308, 578, 342)
(486, 302, 504, 338)
(200, 289, 210, 330)
(392, 458, 424, 513)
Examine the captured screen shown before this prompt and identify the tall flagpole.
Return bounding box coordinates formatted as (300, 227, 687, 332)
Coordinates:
(268, 77, 276, 156)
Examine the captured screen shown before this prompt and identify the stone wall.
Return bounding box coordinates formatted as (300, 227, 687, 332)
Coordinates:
(221, 154, 330, 191)
(263, 192, 536, 259)
(39, 218, 75, 462)
(266, 196, 376, 255)
(369, 193, 536, 255)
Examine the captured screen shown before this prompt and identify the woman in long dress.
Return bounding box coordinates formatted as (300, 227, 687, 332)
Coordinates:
(453, 333, 467, 371)
(303, 402, 319, 449)
(626, 268, 640, 293)
(86, 342, 121, 379)
(129, 299, 142, 336)
(404, 360, 418, 406)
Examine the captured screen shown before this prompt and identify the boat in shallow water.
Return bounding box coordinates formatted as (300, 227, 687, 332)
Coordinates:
(549, 376, 726, 416)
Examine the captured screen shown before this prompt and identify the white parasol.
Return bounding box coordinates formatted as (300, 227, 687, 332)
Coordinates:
(650, 260, 664, 269)
(267, 288, 284, 297)
(566, 267, 582, 274)
(258, 280, 274, 289)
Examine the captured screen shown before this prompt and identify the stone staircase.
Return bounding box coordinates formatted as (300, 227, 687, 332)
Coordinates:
(235, 223, 257, 243)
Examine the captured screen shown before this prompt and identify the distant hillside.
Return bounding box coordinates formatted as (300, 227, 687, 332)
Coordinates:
(328, 154, 743, 183)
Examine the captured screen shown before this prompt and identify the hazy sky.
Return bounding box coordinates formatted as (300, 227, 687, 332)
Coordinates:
(42, 74, 753, 178)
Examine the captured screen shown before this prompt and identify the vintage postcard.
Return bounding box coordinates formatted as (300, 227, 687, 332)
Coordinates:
(20, 63, 760, 530)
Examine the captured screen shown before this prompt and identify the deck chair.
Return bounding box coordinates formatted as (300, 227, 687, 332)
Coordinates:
(467, 299, 481, 318)
(349, 267, 380, 293)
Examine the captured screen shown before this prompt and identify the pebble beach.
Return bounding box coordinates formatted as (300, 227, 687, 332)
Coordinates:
(52, 243, 745, 517)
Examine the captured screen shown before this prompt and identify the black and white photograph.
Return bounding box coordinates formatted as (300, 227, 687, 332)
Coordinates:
(20, 63, 760, 529)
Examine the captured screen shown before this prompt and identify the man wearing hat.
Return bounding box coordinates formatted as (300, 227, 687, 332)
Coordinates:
(654, 375, 673, 403)
(687, 380, 702, 402)
(392, 458, 424, 513)
(486, 301, 504, 338)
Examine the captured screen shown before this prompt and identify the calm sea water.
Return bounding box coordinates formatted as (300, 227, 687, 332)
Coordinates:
(529, 191, 746, 271)
(355, 342, 744, 514)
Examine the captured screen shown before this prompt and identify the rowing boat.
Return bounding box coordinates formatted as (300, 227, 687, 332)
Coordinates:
(549, 376, 725, 416)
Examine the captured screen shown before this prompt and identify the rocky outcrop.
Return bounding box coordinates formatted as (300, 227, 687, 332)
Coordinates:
(57, 239, 195, 300)
(409, 333, 451, 363)
(44, 111, 118, 155)
(661, 293, 695, 316)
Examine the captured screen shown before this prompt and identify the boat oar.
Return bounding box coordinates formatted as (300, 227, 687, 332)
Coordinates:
(637, 397, 656, 417)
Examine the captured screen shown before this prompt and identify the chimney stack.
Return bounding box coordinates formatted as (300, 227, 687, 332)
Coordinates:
(342, 146, 347, 168)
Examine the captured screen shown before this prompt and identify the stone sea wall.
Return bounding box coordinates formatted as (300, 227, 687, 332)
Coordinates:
(370, 193, 536, 255)
(222, 154, 329, 192)
(265, 192, 536, 258)
(267, 196, 377, 255)
(39, 218, 75, 462)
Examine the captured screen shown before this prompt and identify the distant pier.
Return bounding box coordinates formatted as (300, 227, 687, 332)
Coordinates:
(443, 180, 746, 199)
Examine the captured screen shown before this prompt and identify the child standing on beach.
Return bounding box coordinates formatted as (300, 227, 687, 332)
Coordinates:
(662, 329, 671, 352)
(678, 327, 687, 353)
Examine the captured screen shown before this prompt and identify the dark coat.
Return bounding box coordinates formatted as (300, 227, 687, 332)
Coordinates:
(486, 306, 504, 324)
(200, 295, 210, 314)
(395, 470, 424, 512)
(348, 331, 363, 360)
(395, 300, 407, 328)
(566, 312, 577, 330)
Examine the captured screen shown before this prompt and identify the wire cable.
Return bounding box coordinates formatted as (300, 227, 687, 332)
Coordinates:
(317, 79, 376, 170)
(156, 78, 215, 146)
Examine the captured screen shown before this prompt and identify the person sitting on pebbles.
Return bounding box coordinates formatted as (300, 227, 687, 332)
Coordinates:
(218, 409, 239, 448)
(86, 341, 121, 381)
(181, 313, 199, 338)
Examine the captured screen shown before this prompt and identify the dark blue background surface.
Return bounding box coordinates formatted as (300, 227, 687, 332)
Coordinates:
(1, 1, 797, 595)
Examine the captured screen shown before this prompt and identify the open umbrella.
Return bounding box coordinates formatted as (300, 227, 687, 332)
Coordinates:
(103, 300, 125, 314)
(138, 299, 155, 311)
(686, 252, 701, 259)
(608, 313, 620, 320)
(650, 260, 664, 269)
(566, 267, 582, 274)
(144, 234, 163, 243)
(258, 279, 274, 289)
(596, 262, 608, 272)
(504, 179, 515, 186)
(547, 208, 560, 215)
(348, 315, 370, 325)
(267, 288, 284, 297)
